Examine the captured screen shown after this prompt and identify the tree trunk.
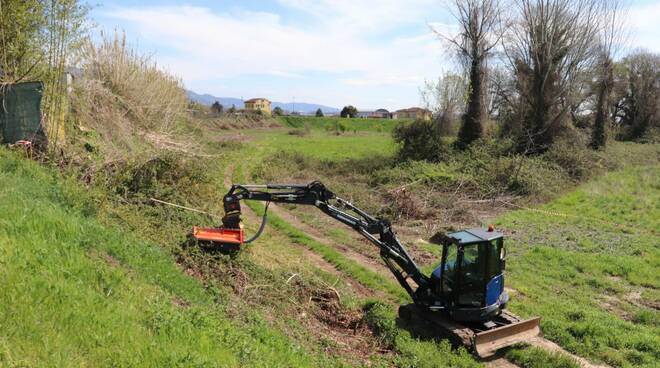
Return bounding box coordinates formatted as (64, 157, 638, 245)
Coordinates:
(591, 58, 612, 149)
(457, 56, 484, 149)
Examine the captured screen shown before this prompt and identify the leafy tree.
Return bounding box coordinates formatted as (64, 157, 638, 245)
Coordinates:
(273, 106, 284, 116)
(0, 0, 45, 82)
(0, 0, 89, 83)
(421, 72, 466, 136)
(614, 51, 660, 141)
(210, 101, 223, 116)
(315, 108, 324, 117)
(340, 105, 358, 118)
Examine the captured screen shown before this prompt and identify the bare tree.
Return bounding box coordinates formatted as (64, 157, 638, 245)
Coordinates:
(505, 0, 602, 153)
(420, 71, 466, 136)
(435, 0, 504, 149)
(590, 0, 627, 149)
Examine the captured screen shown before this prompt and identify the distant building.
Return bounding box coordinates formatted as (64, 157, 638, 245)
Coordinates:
(244, 98, 272, 115)
(374, 108, 390, 118)
(356, 110, 375, 118)
(357, 108, 391, 119)
(393, 107, 432, 121)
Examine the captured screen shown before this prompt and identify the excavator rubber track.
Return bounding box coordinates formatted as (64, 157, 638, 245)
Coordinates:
(399, 304, 541, 358)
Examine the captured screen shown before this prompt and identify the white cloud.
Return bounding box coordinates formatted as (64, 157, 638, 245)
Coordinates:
(99, 2, 449, 108)
(625, 2, 660, 53)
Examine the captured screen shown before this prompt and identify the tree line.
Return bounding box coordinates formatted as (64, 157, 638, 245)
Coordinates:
(417, 0, 658, 158)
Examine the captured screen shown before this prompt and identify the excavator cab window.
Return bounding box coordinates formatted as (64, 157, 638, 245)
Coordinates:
(440, 244, 458, 297)
(457, 243, 487, 306)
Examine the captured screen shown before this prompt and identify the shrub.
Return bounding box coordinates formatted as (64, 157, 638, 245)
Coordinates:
(287, 129, 308, 137)
(325, 121, 346, 135)
(98, 152, 212, 203)
(543, 140, 601, 180)
(392, 119, 449, 162)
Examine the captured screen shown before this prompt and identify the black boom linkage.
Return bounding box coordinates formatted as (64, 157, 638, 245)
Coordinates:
(221, 181, 433, 304)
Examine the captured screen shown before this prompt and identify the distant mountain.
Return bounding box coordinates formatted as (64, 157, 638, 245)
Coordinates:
(186, 90, 340, 114)
(186, 91, 244, 109)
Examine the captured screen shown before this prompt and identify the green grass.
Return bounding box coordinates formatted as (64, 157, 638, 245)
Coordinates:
(364, 302, 480, 368)
(505, 346, 579, 368)
(246, 129, 396, 160)
(277, 116, 405, 133)
(0, 148, 339, 367)
(497, 165, 660, 368)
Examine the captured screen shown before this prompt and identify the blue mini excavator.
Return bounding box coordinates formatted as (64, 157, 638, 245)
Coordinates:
(192, 181, 540, 357)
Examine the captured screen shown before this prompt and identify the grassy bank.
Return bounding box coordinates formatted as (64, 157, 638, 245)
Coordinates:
(498, 165, 660, 367)
(0, 148, 339, 367)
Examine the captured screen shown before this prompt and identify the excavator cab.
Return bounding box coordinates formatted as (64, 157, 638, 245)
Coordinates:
(431, 227, 509, 321)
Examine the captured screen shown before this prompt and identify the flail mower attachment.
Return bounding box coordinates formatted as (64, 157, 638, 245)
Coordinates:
(192, 225, 244, 251)
(192, 186, 270, 251)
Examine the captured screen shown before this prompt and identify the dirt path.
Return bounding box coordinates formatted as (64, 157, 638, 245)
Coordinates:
(529, 337, 610, 368)
(482, 336, 610, 368)
(268, 203, 391, 277)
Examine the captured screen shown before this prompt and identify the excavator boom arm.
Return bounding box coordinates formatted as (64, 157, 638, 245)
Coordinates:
(221, 181, 430, 301)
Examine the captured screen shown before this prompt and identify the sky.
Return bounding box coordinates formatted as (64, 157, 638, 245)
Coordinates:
(92, 0, 660, 110)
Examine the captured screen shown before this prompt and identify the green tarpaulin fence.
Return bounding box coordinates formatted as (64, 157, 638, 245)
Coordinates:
(0, 81, 44, 144)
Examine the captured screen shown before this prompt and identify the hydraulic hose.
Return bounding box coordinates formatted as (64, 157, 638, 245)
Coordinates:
(244, 202, 269, 244)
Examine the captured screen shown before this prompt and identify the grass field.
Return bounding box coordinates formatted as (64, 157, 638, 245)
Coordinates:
(497, 165, 660, 367)
(246, 129, 396, 160)
(276, 116, 405, 133)
(2, 113, 658, 367)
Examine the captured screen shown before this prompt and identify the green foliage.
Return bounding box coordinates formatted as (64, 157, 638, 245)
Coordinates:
(272, 106, 284, 116)
(210, 101, 223, 115)
(325, 120, 347, 134)
(392, 119, 450, 162)
(315, 108, 324, 117)
(0, 148, 327, 367)
(99, 153, 212, 203)
(340, 105, 358, 118)
(615, 51, 660, 142)
(0, 0, 45, 81)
